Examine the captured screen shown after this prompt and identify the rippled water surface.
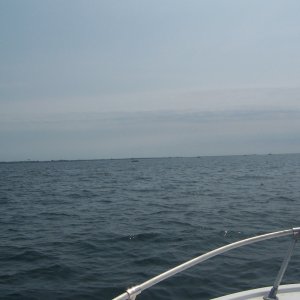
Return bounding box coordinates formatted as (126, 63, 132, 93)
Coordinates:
(1, 154, 300, 300)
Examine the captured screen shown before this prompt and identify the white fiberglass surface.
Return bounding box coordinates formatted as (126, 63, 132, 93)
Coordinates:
(211, 284, 300, 300)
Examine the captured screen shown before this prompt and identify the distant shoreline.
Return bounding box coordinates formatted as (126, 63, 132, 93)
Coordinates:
(1, 152, 299, 164)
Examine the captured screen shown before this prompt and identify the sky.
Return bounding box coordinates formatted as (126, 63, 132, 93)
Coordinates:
(1, 0, 300, 161)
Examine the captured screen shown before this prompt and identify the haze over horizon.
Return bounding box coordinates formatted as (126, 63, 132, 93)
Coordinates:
(1, 1, 300, 161)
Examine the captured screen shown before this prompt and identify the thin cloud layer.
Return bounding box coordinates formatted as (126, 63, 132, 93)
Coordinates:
(1, 99, 300, 161)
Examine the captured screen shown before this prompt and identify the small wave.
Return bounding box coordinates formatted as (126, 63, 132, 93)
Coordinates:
(119, 232, 161, 242)
(75, 240, 100, 252)
(67, 193, 83, 199)
(39, 212, 76, 217)
(234, 175, 273, 180)
(134, 176, 151, 181)
(25, 263, 75, 280)
(277, 196, 295, 202)
(67, 190, 98, 199)
(268, 196, 296, 202)
(159, 219, 197, 229)
(0, 196, 10, 204)
(220, 230, 244, 239)
(128, 188, 160, 193)
(6, 249, 51, 262)
(133, 256, 169, 266)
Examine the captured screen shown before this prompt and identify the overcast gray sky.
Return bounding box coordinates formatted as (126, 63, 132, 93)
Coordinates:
(1, 0, 300, 161)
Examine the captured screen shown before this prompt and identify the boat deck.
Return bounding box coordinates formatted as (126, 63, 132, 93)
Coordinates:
(212, 284, 300, 300)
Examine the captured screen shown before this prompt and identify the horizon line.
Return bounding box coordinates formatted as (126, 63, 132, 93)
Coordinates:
(1, 152, 299, 164)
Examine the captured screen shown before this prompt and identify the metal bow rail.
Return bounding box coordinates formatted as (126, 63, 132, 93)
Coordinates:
(112, 227, 300, 300)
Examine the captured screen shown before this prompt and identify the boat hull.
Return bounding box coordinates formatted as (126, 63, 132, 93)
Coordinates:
(212, 283, 300, 300)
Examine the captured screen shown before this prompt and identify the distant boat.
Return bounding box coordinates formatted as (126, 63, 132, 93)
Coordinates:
(112, 227, 300, 300)
(131, 159, 139, 163)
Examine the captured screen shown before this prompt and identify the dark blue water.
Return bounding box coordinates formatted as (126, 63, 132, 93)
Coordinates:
(1, 154, 300, 300)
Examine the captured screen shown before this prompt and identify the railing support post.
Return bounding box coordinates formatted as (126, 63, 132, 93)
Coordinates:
(263, 229, 299, 300)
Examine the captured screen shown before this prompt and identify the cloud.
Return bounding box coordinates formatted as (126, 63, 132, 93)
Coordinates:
(2, 87, 300, 116)
(1, 102, 300, 161)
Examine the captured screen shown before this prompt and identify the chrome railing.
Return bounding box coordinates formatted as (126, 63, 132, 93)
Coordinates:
(112, 227, 300, 300)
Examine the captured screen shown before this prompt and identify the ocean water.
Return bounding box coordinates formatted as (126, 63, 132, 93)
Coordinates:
(1, 154, 300, 300)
